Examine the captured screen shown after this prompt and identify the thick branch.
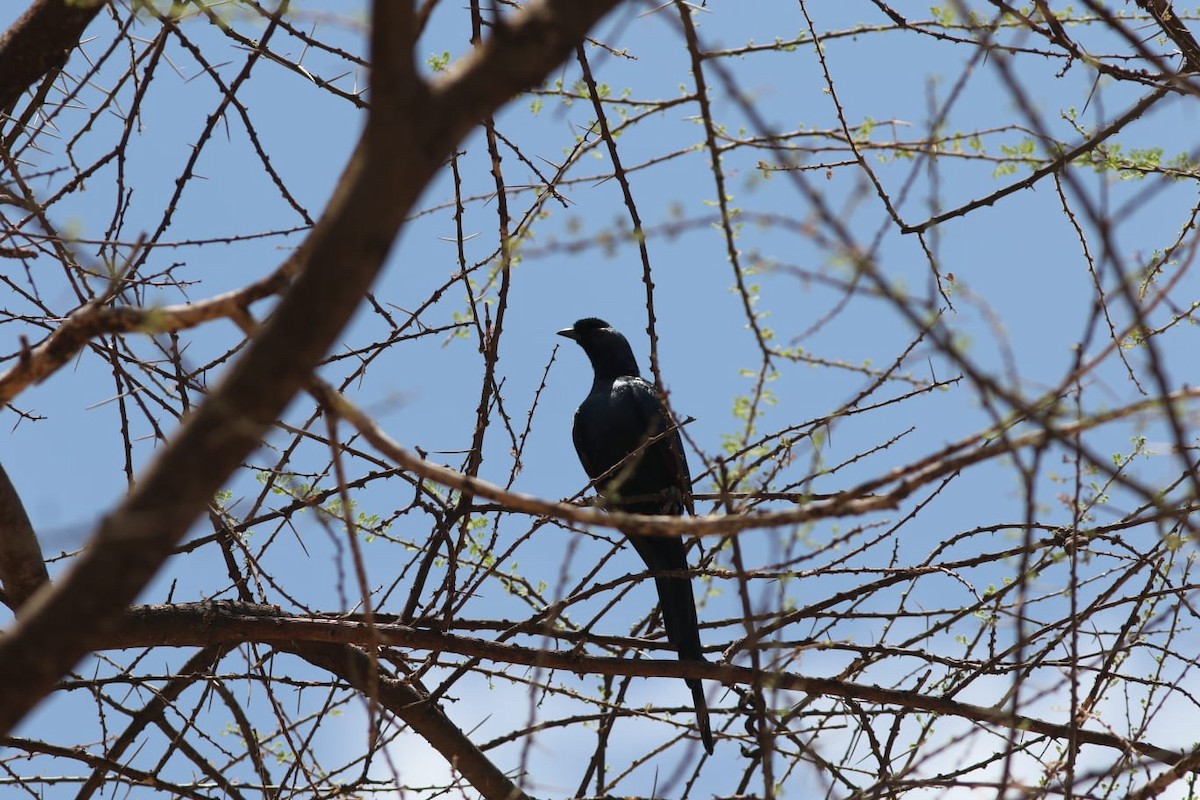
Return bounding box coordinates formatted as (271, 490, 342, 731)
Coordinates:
(0, 271, 290, 407)
(288, 641, 529, 800)
(0, 0, 624, 738)
(111, 602, 1193, 770)
(0, 0, 107, 114)
(0, 463, 47, 608)
(1133, 0, 1200, 74)
(312, 376, 894, 536)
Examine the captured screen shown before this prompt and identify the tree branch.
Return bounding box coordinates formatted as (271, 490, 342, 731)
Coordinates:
(0, 273, 290, 407)
(110, 601, 1194, 770)
(0, 0, 625, 739)
(0, 463, 47, 609)
(0, 0, 107, 115)
(288, 640, 529, 800)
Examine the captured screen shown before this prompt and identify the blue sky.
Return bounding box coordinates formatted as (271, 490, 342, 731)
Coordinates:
(4, 1, 1200, 797)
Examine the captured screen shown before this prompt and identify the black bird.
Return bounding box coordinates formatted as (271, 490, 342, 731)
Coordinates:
(558, 317, 713, 754)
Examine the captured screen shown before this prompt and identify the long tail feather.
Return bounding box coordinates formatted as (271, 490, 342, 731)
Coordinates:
(688, 678, 714, 754)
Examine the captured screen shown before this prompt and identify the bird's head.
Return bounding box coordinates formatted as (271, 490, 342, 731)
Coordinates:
(556, 317, 615, 343)
(557, 318, 641, 379)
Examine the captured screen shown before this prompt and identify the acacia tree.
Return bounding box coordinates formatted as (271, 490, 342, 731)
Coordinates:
(2, 0, 1200, 798)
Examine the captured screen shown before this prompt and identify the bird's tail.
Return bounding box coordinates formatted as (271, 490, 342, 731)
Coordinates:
(688, 677, 714, 754)
(656, 573, 714, 753)
(654, 573, 705, 662)
(626, 534, 714, 752)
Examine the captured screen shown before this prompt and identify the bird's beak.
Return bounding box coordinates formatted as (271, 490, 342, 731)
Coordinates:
(556, 327, 577, 341)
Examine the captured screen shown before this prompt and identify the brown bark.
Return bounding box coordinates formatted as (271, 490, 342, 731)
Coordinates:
(0, 0, 107, 115)
(0, 0, 624, 739)
(105, 601, 1195, 771)
(0, 464, 47, 608)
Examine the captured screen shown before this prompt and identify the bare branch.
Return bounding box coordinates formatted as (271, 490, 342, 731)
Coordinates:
(0, 0, 106, 114)
(0, 0, 624, 739)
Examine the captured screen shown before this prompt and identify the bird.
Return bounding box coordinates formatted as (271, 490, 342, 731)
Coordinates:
(557, 317, 714, 754)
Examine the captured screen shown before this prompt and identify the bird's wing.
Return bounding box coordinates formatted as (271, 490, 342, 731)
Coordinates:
(620, 381, 706, 667)
(623, 377, 694, 516)
(570, 407, 601, 480)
